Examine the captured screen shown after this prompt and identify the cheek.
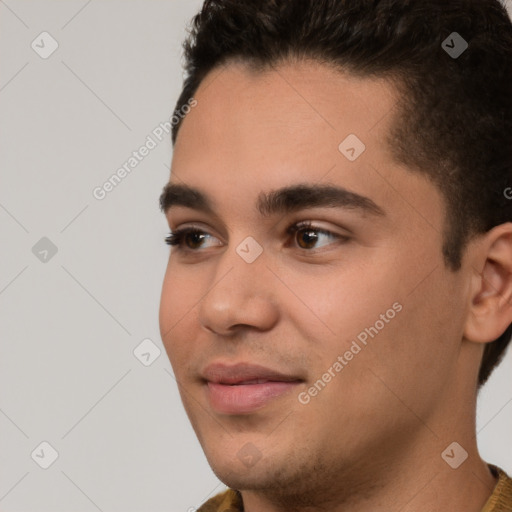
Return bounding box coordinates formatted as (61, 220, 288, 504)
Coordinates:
(357, 268, 465, 407)
(159, 261, 204, 324)
(159, 266, 201, 368)
(287, 257, 401, 344)
(295, 248, 457, 386)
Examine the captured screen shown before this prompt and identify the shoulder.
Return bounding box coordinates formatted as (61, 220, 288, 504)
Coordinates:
(481, 465, 512, 512)
(196, 488, 243, 512)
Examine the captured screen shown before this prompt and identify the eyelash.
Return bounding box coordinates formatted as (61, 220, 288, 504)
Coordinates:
(164, 220, 349, 252)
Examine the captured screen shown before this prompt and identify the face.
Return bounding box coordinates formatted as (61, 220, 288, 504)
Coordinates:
(159, 59, 474, 499)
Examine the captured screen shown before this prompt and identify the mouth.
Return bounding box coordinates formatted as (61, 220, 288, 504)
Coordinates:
(222, 379, 283, 385)
(201, 362, 304, 414)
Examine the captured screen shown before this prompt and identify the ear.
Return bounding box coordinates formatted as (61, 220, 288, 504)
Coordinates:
(464, 222, 512, 343)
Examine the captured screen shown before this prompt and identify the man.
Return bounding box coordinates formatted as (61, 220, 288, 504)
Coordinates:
(159, 0, 512, 510)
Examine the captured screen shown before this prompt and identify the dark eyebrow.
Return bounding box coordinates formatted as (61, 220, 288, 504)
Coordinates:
(159, 182, 385, 218)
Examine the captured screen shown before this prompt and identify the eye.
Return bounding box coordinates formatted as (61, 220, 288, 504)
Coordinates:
(286, 220, 349, 251)
(165, 227, 220, 250)
(165, 221, 349, 253)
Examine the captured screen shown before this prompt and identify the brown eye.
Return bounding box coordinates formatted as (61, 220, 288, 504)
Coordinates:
(165, 228, 216, 250)
(287, 221, 349, 251)
(184, 231, 207, 249)
(295, 227, 320, 249)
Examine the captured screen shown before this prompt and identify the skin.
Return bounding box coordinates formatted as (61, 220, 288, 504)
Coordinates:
(159, 59, 512, 512)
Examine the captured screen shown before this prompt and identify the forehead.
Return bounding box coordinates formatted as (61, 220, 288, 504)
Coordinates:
(173, 59, 395, 184)
(174, 58, 398, 160)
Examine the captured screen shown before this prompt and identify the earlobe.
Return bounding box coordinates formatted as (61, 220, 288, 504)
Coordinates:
(464, 223, 512, 344)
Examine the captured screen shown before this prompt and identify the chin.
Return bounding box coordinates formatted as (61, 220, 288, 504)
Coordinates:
(200, 441, 273, 488)
(213, 469, 254, 490)
(210, 462, 277, 491)
(208, 455, 324, 507)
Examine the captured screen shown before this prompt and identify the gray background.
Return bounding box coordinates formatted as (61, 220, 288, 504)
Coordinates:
(0, 1, 511, 511)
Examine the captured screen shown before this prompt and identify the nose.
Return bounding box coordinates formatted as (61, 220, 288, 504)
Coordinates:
(198, 243, 279, 337)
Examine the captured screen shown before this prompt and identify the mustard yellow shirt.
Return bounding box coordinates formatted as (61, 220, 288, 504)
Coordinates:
(197, 465, 512, 512)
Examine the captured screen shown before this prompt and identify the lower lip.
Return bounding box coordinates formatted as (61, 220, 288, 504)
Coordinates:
(206, 381, 302, 414)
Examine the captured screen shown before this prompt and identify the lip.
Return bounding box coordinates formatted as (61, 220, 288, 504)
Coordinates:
(201, 362, 303, 385)
(201, 362, 304, 414)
